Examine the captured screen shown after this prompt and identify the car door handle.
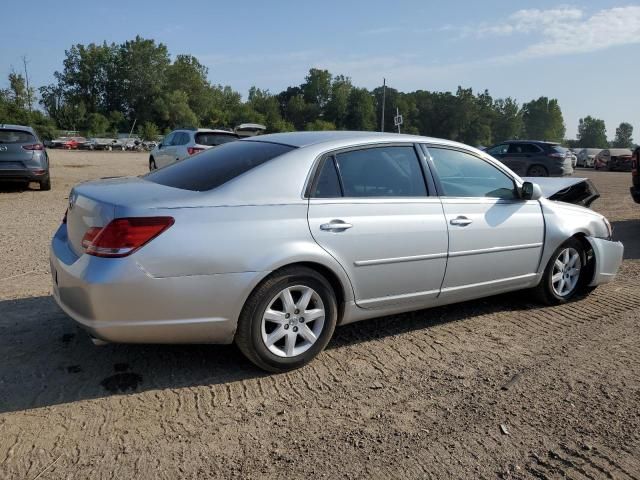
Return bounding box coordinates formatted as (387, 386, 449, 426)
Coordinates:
(450, 216, 473, 226)
(320, 220, 353, 231)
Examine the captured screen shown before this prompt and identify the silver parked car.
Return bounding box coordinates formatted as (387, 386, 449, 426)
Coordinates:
(50, 132, 623, 371)
(149, 128, 239, 170)
(0, 124, 50, 190)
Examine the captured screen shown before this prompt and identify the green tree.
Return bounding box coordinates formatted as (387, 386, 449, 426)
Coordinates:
(345, 88, 376, 131)
(305, 119, 336, 131)
(612, 122, 634, 148)
(139, 121, 160, 141)
(492, 97, 523, 143)
(522, 97, 565, 142)
(301, 68, 332, 111)
(577, 116, 608, 148)
(324, 75, 352, 129)
(86, 112, 110, 135)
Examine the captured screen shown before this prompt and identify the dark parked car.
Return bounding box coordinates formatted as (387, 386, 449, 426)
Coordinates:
(595, 148, 633, 171)
(631, 147, 640, 203)
(485, 140, 573, 177)
(0, 124, 50, 190)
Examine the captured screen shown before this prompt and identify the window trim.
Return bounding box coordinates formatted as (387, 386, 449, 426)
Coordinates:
(305, 143, 432, 199)
(421, 144, 522, 201)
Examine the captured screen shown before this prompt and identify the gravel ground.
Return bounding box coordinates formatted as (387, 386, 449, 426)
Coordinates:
(0, 150, 639, 479)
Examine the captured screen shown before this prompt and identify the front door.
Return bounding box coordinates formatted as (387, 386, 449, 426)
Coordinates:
(424, 145, 545, 301)
(307, 145, 448, 309)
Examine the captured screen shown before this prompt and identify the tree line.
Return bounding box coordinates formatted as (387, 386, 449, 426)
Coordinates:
(0, 36, 635, 148)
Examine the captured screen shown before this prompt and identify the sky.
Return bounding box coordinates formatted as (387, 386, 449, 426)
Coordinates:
(1, 0, 638, 139)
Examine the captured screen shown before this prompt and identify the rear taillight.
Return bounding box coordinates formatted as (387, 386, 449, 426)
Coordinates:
(81, 217, 174, 258)
(22, 143, 44, 151)
(187, 147, 205, 156)
(548, 153, 565, 160)
(632, 155, 638, 177)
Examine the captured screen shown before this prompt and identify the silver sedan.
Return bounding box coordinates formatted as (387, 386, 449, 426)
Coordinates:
(50, 132, 623, 371)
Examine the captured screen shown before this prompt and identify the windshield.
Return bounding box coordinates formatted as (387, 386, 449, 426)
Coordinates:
(145, 140, 295, 191)
(195, 132, 238, 146)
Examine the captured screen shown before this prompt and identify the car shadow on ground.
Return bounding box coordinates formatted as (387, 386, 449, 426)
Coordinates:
(0, 181, 37, 192)
(0, 290, 544, 414)
(612, 220, 639, 260)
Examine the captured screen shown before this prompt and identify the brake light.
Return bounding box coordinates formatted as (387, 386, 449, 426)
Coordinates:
(22, 143, 44, 151)
(548, 153, 565, 159)
(632, 155, 638, 177)
(82, 217, 174, 257)
(187, 147, 204, 156)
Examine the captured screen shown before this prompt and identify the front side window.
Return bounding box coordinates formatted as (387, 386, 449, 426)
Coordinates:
(162, 132, 175, 146)
(427, 147, 517, 199)
(334, 146, 427, 197)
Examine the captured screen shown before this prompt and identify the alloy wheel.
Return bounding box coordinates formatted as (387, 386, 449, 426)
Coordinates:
(551, 247, 581, 297)
(261, 285, 325, 358)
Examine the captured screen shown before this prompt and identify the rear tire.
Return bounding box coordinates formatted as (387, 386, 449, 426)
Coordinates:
(235, 266, 338, 372)
(533, 238, 586, 305)
(39, 175, 51, 191)
(527, 165, 549, 177)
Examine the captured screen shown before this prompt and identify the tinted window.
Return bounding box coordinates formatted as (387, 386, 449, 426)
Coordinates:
(335, 146, 427, 197)
(487, 144, 508, 155)
(0, 130, 35, 144)
(313, 157, 342, 198)
(427, 147, 517, 199)
(145, 140, 295, 191)
(507, 143, 541, 154)
(195, 132, 238, 146)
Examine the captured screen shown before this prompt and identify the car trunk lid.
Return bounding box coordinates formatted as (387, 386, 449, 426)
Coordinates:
(65, 176, 196, 256)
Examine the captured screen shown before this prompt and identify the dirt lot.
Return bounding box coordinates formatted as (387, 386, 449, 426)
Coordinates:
(1, 150, 639, 479)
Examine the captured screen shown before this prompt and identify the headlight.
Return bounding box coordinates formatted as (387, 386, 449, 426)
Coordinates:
(603, 217, 613, 239)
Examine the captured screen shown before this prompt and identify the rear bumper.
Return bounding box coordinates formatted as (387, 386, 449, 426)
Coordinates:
(50, 224, 258, 344)
(0, 168, 48, 181)
(586, 237, 624, 287)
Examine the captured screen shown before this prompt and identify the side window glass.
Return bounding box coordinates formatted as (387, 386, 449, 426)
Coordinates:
(335, 146, 427, 197)
(313, 157, 342, 198)
(427, 147, 517, 200)
(163, 133, 174, 146)
(487, 144, 508, 155)
(522, 143, 541, 153)
(174, 133, 187, 146)
(507, 143, 523, 154)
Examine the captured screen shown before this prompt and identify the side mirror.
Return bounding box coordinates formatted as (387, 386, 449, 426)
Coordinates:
(521, 181, 542, 200)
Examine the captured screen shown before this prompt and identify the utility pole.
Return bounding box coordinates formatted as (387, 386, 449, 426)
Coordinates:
(21, 55, 32, 114)
(380, 78, 386, 132)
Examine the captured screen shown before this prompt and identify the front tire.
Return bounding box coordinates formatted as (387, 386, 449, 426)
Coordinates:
(534, 238, 586, 305)
(235, 266, 338, 372)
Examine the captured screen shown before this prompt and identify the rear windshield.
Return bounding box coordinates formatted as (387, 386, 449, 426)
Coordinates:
(0, 130, 35, 144)
(195, 132, 238, 146)
(551, 145, 568, 155)
(145, 140, 295, 191)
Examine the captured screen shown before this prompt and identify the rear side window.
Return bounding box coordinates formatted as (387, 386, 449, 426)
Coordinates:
(507, 143, 541, 154)
(145, 140, 295, 191)
(313, 157, 342, 198)
(172, 133, 190, 146)
(195, 132, 238, 146)
(0, 130, 35, 143)
(335, 146, 427, 197)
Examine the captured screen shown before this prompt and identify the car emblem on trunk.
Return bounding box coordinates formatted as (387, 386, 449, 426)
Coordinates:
(0, 146, 7, 151)
(68, 191, 77, 210)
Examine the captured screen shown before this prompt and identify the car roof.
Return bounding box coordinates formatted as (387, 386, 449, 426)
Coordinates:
(175, 128, 236, 134)
(0, 124, 35, 133)
(503, 139, 559, 145)
(242, 130, 462, 148)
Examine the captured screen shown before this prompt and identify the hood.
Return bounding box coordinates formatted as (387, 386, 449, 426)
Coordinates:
(522, 177, 600, 208)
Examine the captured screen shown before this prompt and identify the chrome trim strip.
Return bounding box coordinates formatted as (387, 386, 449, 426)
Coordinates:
(354, 252, 448, 267)
(448, 242, 543, 258)
(440, 273, 538, 293)
(357, 288, 440, 307)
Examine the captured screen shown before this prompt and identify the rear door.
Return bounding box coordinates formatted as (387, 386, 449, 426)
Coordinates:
(424, 145, 544, 301)
(500, 143, 542, 176)
(156, 132, 175, 167)
(0, 129, 36, 170)
(307, 144, 448, 309)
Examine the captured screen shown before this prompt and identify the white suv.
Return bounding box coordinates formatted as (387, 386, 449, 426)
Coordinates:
(149, 128, 238, 170)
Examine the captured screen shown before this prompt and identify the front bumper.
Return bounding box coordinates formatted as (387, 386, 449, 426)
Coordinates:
(585, 237, 624, 287)
(50, 224, 258, 344)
